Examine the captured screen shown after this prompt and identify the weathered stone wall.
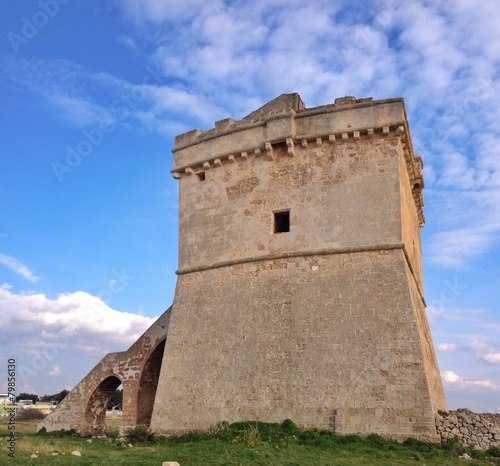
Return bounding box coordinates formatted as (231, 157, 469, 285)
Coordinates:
(177, 132, 402, 273)
(152, 249, 440, 441)
(151, 95, 447, 442)
(436, 409, 500, 450)
(397, 129, 446, 415)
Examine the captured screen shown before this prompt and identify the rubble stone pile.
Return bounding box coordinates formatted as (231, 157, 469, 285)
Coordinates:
(435, 409, 500, 450)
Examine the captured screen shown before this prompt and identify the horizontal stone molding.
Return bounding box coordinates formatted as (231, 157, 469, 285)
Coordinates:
(176, 243, 404, 275)
(176, 242, 426, 305)
(171, 125, 405, 178)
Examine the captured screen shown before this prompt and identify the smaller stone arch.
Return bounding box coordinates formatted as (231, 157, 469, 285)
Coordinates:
(38, 307, 172, 436)
(84, 375, 122, 436)
(137, 339, 166, 426)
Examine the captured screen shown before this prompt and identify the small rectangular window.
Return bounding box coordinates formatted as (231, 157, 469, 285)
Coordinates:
(274, 210, 290, 233)
(196, 171, 206, 182)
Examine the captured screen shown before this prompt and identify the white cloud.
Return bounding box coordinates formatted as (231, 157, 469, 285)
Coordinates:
(477, 352, 500, 365)
(427, 226, 499, 268)
(3, 56, 217, 135)
(442, 370, 500, 390)
(119, 0, 207, 24)
(0, 253, 39, 282)
(465, 338, 500, 364)
(435, 334, 500, 367)
(424, 188, 500, 267)
(0, 285, 157, 355)
(48, 365, 61, 376)
(437, 343, 457, 352)
(4, 58, 112, 126)
(147, 86, 227, 124)
(443, 370, 463, 384)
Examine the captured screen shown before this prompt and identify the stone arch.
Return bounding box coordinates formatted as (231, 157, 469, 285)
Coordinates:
(84, 375, 122, 436)
(137, 339, 166, 426)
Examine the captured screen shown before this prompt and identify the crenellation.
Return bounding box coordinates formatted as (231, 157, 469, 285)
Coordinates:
(215, 117, 237, 133)
(174, 128, 203, 147)
(175, 97, 402, 155)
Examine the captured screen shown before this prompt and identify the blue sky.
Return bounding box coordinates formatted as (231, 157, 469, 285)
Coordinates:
(0, 0, 499, 413)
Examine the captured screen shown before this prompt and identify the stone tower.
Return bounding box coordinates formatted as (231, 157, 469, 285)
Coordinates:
(39, 94, 447, 442)
(151, 93, 446, 440)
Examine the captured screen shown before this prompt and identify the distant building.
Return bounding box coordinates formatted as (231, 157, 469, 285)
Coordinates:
(0, 393, 14, 404)
(0, 393, 15, 417)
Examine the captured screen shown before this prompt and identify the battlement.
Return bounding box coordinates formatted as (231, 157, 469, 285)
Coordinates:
(172, 94, 424, 225)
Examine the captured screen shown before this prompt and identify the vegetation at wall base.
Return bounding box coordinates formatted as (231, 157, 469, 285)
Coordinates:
(2, 418, 500, 465)
(125, 426, 158, 444)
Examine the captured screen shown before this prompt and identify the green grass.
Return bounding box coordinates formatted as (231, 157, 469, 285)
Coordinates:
(1, 417, 500, 465)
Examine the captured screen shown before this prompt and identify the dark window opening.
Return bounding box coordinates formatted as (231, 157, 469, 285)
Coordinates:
(274, 210, 290, 233)
(271, 141, 288, 157)
(197, 171, 206, 181)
